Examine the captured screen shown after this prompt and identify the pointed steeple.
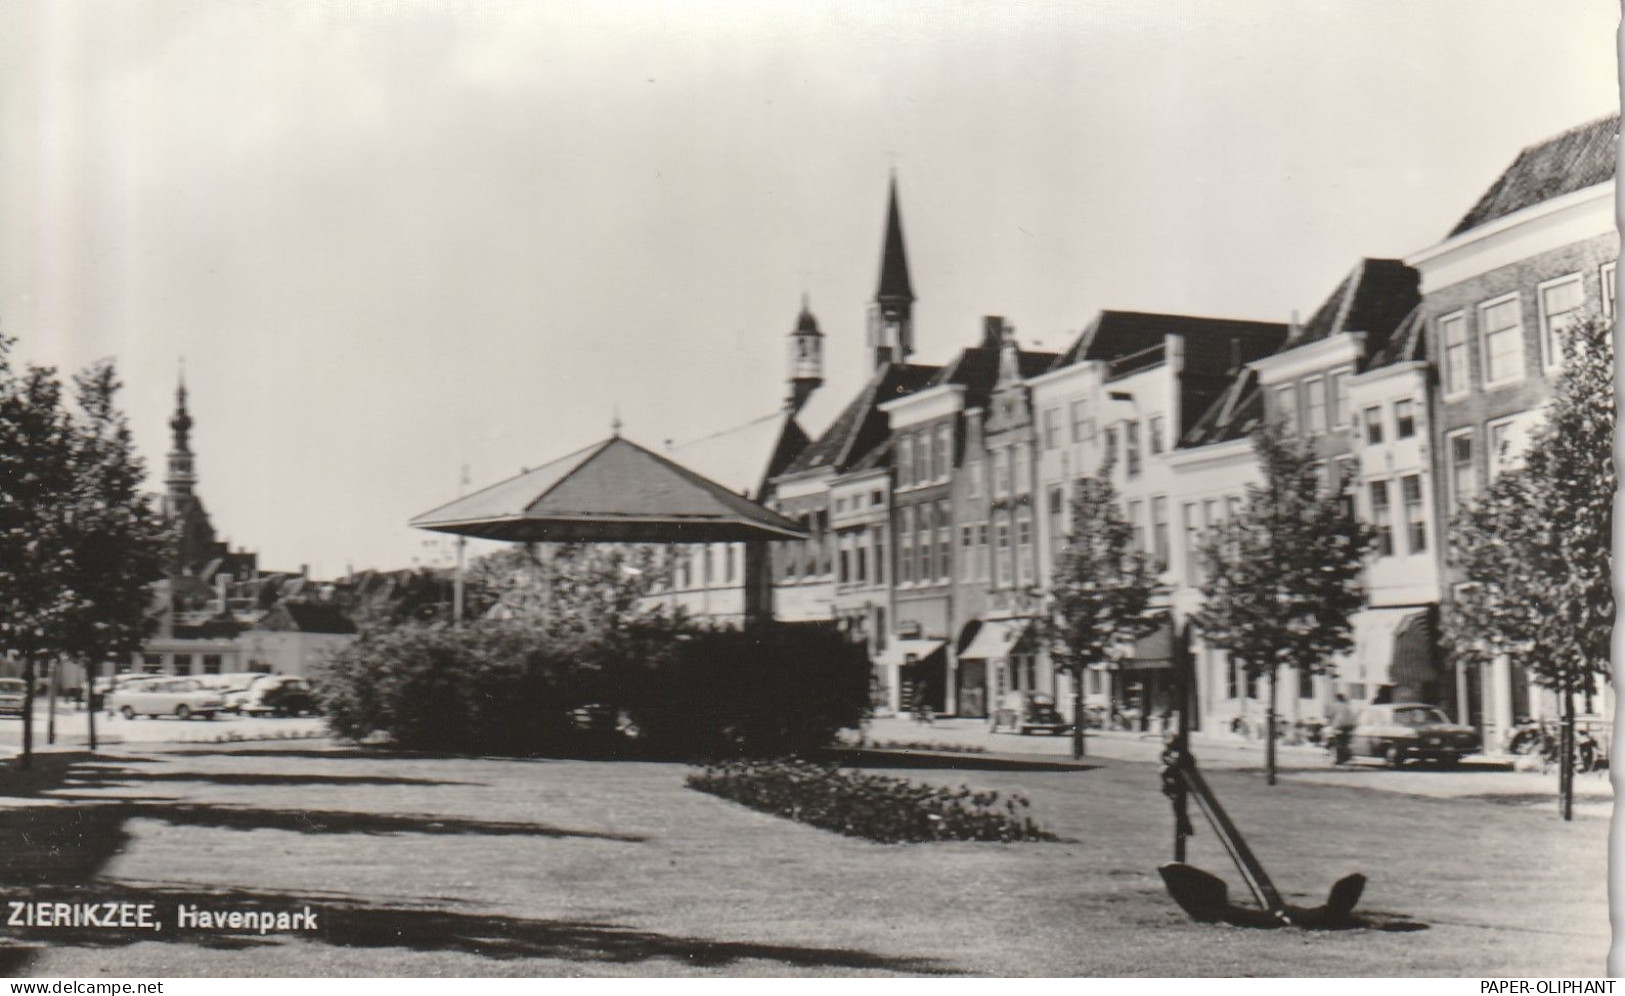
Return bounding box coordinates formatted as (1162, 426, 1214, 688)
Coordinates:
(787, 294, 824, 414)
(166, 365, 196, 500)
(876, 174, 914, 306)
(867, 173, 916, 371)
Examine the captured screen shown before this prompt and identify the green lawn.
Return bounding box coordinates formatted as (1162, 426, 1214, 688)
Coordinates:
(0, 742, 1608, 977)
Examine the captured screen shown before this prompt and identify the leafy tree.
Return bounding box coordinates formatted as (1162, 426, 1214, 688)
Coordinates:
(1446, 312, 1613, 820)
(1039, 472, 1163, 759)
(1195, 421, 1371, 784)
(464, 542, 670, 633)
(60, 363, 169, 749)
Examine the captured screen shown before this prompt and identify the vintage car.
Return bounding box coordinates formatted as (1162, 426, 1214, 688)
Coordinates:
(990, 691, 1070, 736)
(240, 676, 318, 717)
(0, 678, 25, 717)
(111, 678, 226, 720)
(1350, 703, 1481, 766)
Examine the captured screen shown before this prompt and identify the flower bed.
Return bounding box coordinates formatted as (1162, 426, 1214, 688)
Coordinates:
(686, 757, 1057, 843)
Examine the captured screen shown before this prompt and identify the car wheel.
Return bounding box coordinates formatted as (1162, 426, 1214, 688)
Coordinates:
(1436, 754, 1459, 769)
(1384, 745, 1404, 768)
(120, 706, 135, 720)
(201, 712, 216, 721)
(175, 705, 191, 720)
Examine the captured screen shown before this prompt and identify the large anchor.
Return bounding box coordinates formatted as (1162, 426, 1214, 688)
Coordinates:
(1157, 639, 1365, 928)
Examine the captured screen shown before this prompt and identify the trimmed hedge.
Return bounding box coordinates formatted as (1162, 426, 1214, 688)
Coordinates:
(686, 757, 1057, 843)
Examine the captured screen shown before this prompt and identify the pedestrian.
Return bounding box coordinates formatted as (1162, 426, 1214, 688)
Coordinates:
(1327, 693, 1358, 765)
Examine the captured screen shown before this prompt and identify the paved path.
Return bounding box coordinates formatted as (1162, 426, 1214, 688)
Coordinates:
(859, 715, 1616, 813)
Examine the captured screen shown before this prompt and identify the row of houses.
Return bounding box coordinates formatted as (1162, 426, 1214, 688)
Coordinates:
(650, 114, 1619, 747)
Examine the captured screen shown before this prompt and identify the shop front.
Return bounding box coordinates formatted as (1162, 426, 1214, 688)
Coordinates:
(957, 618, 1036, 719)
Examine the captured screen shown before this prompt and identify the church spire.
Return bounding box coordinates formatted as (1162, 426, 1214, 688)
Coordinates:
(166, 366, 196, 502)
(867, 173, 916, 371)
(787, 294, 824, 414)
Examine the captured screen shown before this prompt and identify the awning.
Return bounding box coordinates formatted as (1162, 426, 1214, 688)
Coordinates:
(1334, 607, 1430, 688)
(1119, 615, 1174, 669)
(1388, 611, 1438, 689)
(873, 639, 945, 668)
(958, 620, 1030, 661)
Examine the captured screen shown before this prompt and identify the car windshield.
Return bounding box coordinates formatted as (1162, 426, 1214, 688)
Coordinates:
(1392, 706, 1450, 726)
(0, 680, 23, 693)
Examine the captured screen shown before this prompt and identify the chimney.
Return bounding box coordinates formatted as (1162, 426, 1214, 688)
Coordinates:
(982, 316, 1005, 349)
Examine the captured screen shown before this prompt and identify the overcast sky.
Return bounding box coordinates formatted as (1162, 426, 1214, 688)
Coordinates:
(0, 0, 1617, 575)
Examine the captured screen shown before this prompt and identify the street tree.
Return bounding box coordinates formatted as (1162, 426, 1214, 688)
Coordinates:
(0, 339, 81, 768)
(1445, 312, 1613, 821)
(464, 542, 670, 633)
(59, 363, 169, 750)
(1195, 421, 1371, 784)
(1039, 472, 1163, 759)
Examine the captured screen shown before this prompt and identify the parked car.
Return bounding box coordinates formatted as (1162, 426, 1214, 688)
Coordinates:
(212, 673, 275, 714)
(0, 678, 25, 717)
(241, 676, 318, 717)
(990, 691, 1070, 736)
(1349, 703, 1481, 767)
(111, 678, 225, 720)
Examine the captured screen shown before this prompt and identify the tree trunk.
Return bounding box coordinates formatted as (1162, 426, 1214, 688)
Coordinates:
(19, 654, 34, 770)
(46, 659, 57, 746)
(86, 658, 98, 753)
(1560, 674, 1575, 822)
(1071, 664, 1086, 759)
(1265, 665, 1278, 786)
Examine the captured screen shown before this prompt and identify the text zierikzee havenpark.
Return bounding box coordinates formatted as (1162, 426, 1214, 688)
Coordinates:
(7, 900, 318, 935)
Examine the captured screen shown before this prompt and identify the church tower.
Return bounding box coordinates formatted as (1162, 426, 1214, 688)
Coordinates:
(786, 295, 824, 414)
(867, 174, 915, 370)
(164, 374, 197, 520)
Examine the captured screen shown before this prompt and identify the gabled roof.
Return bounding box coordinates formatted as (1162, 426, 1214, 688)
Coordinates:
(1366, 303, 1428, 369)
(1181, 369, 1264, 448)
(669, 410, 809, 501)
(410, 435, 808, 543)
(257, 600, 358, 635)
(1450, 114, 1619, 237)
(876, 176, 915, 304)
(1286, 258, 1420, 355)
(782, 362, 940, 477)
(1050, 311, 1287, 373)
(928, 345, 1058, 410)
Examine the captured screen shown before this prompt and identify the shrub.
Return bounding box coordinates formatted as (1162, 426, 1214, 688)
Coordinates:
(312, 618, 869, 759)
(686, 757, 1057, 843)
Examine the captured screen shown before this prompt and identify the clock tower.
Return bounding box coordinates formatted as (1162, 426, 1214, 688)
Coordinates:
(867, 174, 915, 371)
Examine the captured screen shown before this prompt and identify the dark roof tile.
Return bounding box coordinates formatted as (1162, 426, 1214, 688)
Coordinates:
(1450, 114, 1618, 237)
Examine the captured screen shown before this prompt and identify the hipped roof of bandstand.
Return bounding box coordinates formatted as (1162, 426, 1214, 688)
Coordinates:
(409, 435, 809, 545)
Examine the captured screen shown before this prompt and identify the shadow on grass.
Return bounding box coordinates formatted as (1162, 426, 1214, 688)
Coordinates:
(119, 802, 647, 841)
(66, 766, 478, 789)
(820, 747, 1099, 774)
(1, 881, 955, 975)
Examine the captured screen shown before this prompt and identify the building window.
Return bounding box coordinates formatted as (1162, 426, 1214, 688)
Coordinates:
(1448, 429, 1475, 507)
(1479, 294, 1525, 387)
(1303, 377, 1326, 437)
(995, 512, 1012, 588)
(203, 655, 222, 675)
(142, 655, 163, 674)
(855, 536, 867, 584)
(1328, 366, 1352, 429)
(1102, 427, 1119, 473)
(1148, 415, 1165, 455)
(1274, 384, 1298, 436)
(726, 545, 737, 584)
(961, 524, 976, 582)
(1013, 446, 1030, 494)
(1070, 401, 1089, 443)
(1015, 506, 1034, 587)
(897, 436, 914, 489)
(1334, 455, 1357, 518)
(937, 500, 952, 584)
(1151, 496, 1169, 572)
(873, 526, 887, 586)
(1183, 502, 1201, 585)
(173, 654, 193, 676)
(917, 503, 935, 583)
(1124, 420, 1142, 476)
(1047, 485, 1065, 563)
(1489, 414, 1537, 480)
(1127, 500, 1144, 553)
(1369, 480, 1393, 557)
(899, 507, 914, 584)
(1401, 475, 1426, 554)
(1363, 406, 1384, 445)
(993, 449, 1009, 498)
(932, 424, 951, 482)
(965, 458, 982, 499)
(1602, 261, 1617, 319)
(1440, 312, 1469, 397)
(1538, 273, 1584, 368)
(837, 539, 850, 584)
(977, 522, 990, 582)
(1394, 399, 1416, 439)
(872, 489, 884, 506)
(914, 432, 930, 487)
(1043, 408, 1061, 450)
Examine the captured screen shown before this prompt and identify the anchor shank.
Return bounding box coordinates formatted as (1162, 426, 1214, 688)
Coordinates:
(1174, 757, 1290, 922)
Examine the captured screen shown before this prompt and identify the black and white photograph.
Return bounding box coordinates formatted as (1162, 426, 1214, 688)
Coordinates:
(0, 0, 1617, 980)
